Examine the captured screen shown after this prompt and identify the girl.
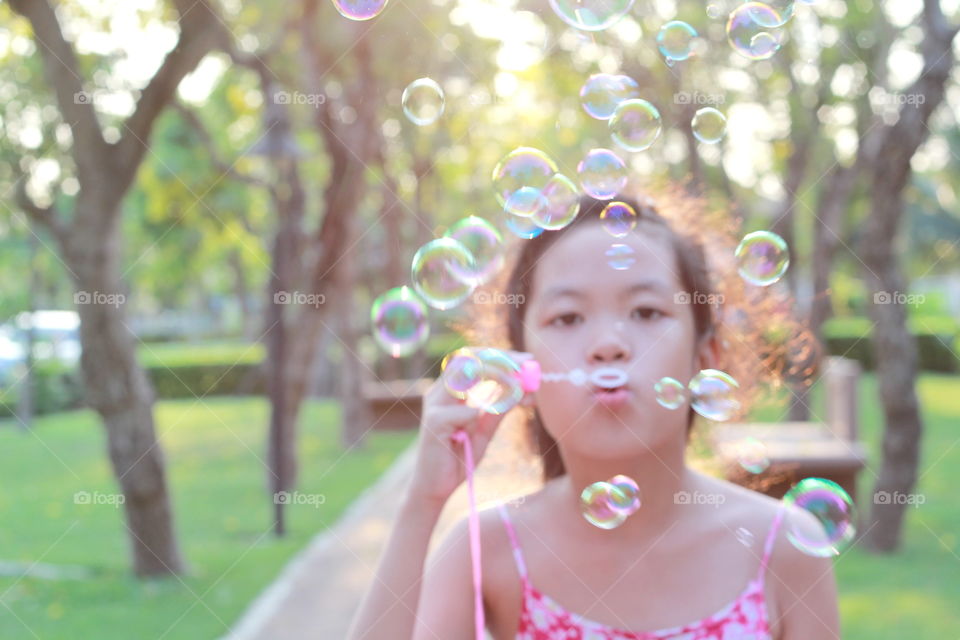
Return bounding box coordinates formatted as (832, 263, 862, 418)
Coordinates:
(349, 192, 840, 640)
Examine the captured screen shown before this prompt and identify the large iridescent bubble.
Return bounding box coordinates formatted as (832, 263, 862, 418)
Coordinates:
(783, 478, 856, 557)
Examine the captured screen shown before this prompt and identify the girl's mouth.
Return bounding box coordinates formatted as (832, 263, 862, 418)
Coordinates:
(592, 385, 632, 407)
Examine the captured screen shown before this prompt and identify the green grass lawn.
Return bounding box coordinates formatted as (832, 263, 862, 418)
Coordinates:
(748, 373, 960, 639)
(1, 374, 958, 639)
(0, 398, 414, 639)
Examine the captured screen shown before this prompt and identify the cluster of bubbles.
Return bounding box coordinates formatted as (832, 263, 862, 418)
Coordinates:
(653, 370, 741, 421)
(493, 146, 583, 241)
(580, 75, 727, 153)
(441, 347, 524, 414)
(580, 474, 642, 529)
(371, 216, 504, 357)
(783, 477, 856, 557)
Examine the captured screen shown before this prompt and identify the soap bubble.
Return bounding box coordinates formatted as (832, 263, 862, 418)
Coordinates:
(654, 377, 686, 409)
(748, 0, 794, 27)
(610, 99, 662, 152)
(737, 437, 770, 474)
(441, 348, 484, 398)
(608, 474, 642, 515)
(401, 78, 444, 125)
(332, 0, 389, 21)
(504, 185, 548, 218)
(689, 369, 741, 421)
(605, 244, 636, 270)
(505, 213, 545, 239)
(370, 286, 429, 357)
(600, 201, 637, 238)
(410, 238, 476, 310)
(492, 147, 558, 207)
(580, 74, 641, 120)
(727, 3, 784, 60)
(534, 173, 581, 230)
(783, 478, 856, 557)
(548, 0, 635, 31)
(577, 148, 627, 200)
(657, 21, 698, 61)
(445, 216, 504, 285)
(580, 481, 629, 529)
(459, 348, 524, 415)
(691, 107, 727, 144)
(735, 230, 790, 286)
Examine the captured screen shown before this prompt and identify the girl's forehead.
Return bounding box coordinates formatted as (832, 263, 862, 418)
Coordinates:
(530, 222, 683, 296)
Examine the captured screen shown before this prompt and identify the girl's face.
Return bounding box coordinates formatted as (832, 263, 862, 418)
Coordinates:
(523, 221, 711, 457)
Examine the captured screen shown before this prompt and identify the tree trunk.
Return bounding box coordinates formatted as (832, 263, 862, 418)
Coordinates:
(228, 250, 255, 340)
(859, 0, 957, 552)
(66, 212, 185, 576)
(335, 213, 373, 450)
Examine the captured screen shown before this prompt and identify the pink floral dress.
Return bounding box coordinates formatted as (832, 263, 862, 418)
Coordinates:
(496, 503, 786, 639)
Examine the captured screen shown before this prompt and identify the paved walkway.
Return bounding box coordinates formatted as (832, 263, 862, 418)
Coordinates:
(224, 414, 542, 639)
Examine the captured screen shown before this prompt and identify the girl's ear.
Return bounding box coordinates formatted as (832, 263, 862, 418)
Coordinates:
(694, 329, 721, 372)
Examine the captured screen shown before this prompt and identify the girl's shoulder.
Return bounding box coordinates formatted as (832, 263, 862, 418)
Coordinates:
(694, 471, 785, 527)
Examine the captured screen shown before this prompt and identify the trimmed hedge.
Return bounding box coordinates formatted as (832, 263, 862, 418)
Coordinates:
(822, 316, 959, 372)
(0, 359, 85, 419)
(146, 361, 265, 399)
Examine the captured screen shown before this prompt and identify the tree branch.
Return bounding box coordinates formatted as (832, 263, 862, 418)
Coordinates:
(14, 175, 66, 242)
(170, 100, 270, 189)
(8, 0, 108, 184)
(115, 0, 229, 187)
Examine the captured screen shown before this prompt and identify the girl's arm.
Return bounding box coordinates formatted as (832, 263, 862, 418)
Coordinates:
(347, 365, 527, 640)
(770, 512, 841, 639)
(346, 492, 447, 640)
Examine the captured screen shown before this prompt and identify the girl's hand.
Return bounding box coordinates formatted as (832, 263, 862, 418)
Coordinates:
(406, 350, 534, 508)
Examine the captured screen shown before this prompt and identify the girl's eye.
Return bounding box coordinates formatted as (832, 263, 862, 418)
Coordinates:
(632, 306, 664, 321)
(548, 312, 582, 327)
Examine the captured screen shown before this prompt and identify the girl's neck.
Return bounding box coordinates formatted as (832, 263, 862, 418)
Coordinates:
(547, 446, 697, 544)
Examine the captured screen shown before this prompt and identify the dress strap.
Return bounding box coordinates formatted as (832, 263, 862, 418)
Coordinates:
(758, 503, 788, 582)
(496, 503, 529, 584)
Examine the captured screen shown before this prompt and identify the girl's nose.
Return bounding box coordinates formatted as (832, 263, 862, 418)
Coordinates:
(588, 326, 631, 363)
